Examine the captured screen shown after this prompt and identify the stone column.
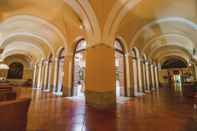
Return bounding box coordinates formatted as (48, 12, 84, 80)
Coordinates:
(62, 53, 73, 96)
(85, 44, 116, 108)
(150, 64, 155, 91)
(43, 61, 48, 91)
(194, 64, 197, 80)
(56, 58, 64, 95)
(125, 54, 132, 97)
(53, 58, 59, 93)
(40, 61, 47, 90)
(32, 64, 38, 89)
(37, 60, 43, 89)
(49, 59, 56, 92)
(154, 65, 159, 90)
(137, 58, 143, 93)
(47, 61, 52, 91)
(132, 57, 139, 96)
(145, 62, 150, 92)
(148, 63, 153, 91)
(141, 61, 146, 93)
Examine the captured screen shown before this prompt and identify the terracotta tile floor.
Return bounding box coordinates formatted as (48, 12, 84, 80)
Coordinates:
(18, 88, 197, 131)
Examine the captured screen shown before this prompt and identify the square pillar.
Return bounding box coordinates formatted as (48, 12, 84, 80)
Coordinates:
(150, 64, 155, 90)
(137, 59, 143, 93)
(32, 65, 38, 89)
(141, 61, 146, 92)
(85, 44, 116, 108)
(62, 54, 73, 96)
(154, 66, 159, 90)
(53, 58, 58, 93)
(37, 61, 43, 89)
(194, 65, 197, 80)
(125, 54, 134, 97)
(145, 62, 150, 92)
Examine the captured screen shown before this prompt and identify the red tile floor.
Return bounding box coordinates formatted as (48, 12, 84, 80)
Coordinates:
(18, 88, 197, 131)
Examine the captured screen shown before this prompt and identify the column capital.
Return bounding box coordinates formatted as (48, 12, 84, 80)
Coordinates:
(54, 57, 59, 62)
(65, 52, 74, 57)
(87, 43, 114, 50)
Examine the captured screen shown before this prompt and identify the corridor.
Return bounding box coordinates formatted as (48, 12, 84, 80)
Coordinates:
(21, 88, 197, 131)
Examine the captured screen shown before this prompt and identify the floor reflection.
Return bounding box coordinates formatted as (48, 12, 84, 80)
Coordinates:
(16, 87, 197, 131)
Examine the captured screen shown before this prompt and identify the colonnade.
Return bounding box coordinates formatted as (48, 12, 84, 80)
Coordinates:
(32, 40, 160, 108)
(128, 48, 160, 97)
(33, 48, 65, 96)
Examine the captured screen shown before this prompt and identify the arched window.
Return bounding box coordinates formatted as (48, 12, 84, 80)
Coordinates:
(7, 62, 24, 79)
(73, 39, 87, 96)
(114, 39, 126, 97)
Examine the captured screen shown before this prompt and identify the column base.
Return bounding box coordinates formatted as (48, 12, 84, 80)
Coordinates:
(43, 89, 50, 92)
(63, 87, 72, 97)
(135, 92, 144, 96)
(145, 90, 151, 93)
(129, 87, 135, 97)
(54, 91, 63, 96)
(85, 90, 116, 109)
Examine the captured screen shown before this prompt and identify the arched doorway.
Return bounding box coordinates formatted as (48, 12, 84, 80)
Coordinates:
(73, 39, 86, 96)
(7, 62, 24, 79)
(130, 47, 143, 96)
(56, 48, 65, 95)
(142, 54, 149, 92)
(114, 40, 126, 97)
(161, 58, 188, 91)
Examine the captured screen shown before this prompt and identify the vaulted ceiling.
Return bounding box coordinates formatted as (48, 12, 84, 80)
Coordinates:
(0, 0, 196, 65)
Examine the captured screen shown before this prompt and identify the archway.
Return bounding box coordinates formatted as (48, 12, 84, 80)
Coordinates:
(43, 54, 53, 91)
(160, 57, 188, 91)
(142, 54, 150, 92)
(7, 62, 24, 79)
(130, 47, 143, 96)
(114, 40, 126, 97)
(73, 39, 87, 96)
(55, 48, 65, 95)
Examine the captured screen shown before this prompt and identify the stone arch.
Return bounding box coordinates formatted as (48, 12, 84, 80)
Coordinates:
(72, 39, 87, 96)
(130, 17, 197, 48)
(103, 0, 143, 44)
(0, 32, 53, 57)
(65, 0, 101, 44)
(114, 38, 127, 97)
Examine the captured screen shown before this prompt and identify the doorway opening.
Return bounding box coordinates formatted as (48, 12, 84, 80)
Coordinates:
(114, 40, 126, 97)
(56, 48, 65, 96)
(173, 73, 182, 92)
(73, 40, 86, 97)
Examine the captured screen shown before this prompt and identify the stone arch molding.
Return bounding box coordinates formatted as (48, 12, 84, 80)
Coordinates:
(0, 32, 53, 57)
(4, 55, 32, 69)
(142, 33, 195, 53)
(65, 0, 101, 45)
(103, 0, 143, 45)
(116, 36, 129, 53)
(153, 49, 190, 63)
(2, 50, 36, 64)
(0, 15, 68, 62)
(159, 55, 189, 66)
(130, 17, 197, 48)
(65, 0, 144, 46)
(2, 42, 45, 63)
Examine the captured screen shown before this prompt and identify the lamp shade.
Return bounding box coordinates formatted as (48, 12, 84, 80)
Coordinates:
(0, 63, 9, 70)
